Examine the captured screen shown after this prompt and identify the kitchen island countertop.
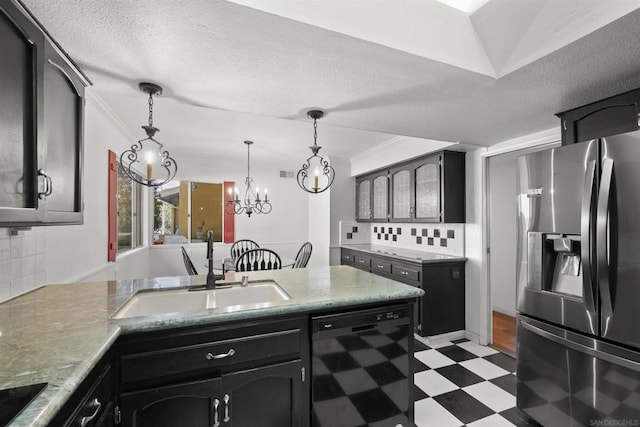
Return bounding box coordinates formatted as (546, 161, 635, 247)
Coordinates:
(0, 265, 423, 426)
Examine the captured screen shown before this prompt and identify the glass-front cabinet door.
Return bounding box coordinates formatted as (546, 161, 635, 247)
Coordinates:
(414, 155, 441, 221)
(371, 173, 388, 221)
(356, 176, 372, 221)
(390, 166, 412, 221)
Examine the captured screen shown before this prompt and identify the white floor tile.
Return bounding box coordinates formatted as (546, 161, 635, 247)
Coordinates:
(414, 398, 464, 427)
(457, 341, 499, 357)
(427, 340, 455, 349)
(467, 413, 516, 427)
(415, 349, 456, 369)
(459, 358, 510, 380)
(463, 381, 516, 412)
(415, 369, 459, 397)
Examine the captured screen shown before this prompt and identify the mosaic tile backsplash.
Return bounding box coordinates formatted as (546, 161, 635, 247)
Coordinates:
(341, 221, 464, 256)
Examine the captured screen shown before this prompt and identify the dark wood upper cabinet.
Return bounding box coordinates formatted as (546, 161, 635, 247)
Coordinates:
(0, 0, 88, 226)
(557, 88, 640, 145)
(357, 150, 465, 223)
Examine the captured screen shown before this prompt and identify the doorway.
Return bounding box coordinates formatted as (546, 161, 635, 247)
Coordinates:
(485, 141, 559, 357)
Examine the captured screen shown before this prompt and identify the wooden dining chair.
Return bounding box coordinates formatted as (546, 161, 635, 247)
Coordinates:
(292, 242, 312, 268)
(230, 239, 260, 263)
(235, 248, 282, 272)
(181, 246, 198, 275)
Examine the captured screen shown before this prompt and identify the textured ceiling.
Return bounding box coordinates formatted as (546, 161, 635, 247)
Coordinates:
(20, 0, 640, 171)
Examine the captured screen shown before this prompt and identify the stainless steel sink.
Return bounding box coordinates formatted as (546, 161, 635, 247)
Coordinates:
(111, 280, 291, 319)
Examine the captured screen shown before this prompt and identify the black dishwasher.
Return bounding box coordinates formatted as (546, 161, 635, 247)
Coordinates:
(311, 304, 413, 427)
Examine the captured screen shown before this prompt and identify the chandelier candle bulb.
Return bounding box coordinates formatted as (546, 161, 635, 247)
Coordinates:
(314, 167, 319, 190)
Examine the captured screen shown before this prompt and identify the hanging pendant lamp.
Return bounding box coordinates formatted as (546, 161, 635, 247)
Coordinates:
(226, 141, 272, 217)
(119, 82, 177, 187)
(297, 110, 335, 194)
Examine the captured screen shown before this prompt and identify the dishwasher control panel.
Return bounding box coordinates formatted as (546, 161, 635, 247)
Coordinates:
(311, 304, 410, 333)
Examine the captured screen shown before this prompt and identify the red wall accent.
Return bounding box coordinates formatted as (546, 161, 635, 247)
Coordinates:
(223, 181, 235, 243)
(107, 150, 117, 262)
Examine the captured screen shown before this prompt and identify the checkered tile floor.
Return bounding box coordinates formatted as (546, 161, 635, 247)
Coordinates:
(414, 336, 540, 427)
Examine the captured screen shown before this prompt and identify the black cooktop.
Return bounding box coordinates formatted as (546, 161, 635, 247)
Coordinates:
(0, 383, 47, 426)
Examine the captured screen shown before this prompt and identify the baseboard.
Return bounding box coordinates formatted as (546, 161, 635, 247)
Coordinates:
(414, 330, 466, 346)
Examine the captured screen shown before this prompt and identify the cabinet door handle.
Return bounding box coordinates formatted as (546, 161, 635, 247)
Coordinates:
(376, 264, 384, 268)
(223, 394, 230, 422)
(206, 349, 236, 360)
(400, 270, 409, 275)
(80, 398, 101, 427)
(213, 398, 220, 427)
(37, 169, 53, 199)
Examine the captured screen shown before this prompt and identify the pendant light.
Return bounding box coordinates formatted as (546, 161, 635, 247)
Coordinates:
(297, 110, 335, 194)
(226, 140, 272, 217)
(119, 82, 177, 187)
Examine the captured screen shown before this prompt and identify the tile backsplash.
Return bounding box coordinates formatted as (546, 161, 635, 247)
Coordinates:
(340, 221, 465, 257)
(0, 228, 46, 302)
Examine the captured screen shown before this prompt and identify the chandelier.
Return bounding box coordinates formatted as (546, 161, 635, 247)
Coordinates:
(297, 110, 335, 194)
(119, 82, 177, 187)
(226, 141, 272, 217)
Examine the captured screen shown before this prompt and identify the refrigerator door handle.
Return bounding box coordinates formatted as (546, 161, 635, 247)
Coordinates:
(580, 160, 597, 314)
(597, 158, 615, 330)
(521, 318, 640, 372)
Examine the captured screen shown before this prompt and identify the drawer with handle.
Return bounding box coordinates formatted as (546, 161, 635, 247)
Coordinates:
(120, 328, 300, 384)
(370, 257, 392, 274)
(353, 254, 371, 270)
(392, 264, 421, 285)
(341, 250, 355, 265)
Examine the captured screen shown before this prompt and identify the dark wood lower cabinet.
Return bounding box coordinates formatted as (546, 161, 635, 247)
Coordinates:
(223, 360, 304, 427)
(120, 377, 220, 426)
(120, 360, 304, 427)
(114, 317, 309, 427)
(341, 247, 465, 337)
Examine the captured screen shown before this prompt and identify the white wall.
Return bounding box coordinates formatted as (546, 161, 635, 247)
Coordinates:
(329, 157, 355, 265)
(488, 154, 518, 316)
(464, 148, 486, 343)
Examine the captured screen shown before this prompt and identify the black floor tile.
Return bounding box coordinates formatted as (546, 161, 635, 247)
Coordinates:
(414, 339, 430, 352)
(490, 373, 516, 395)
(414, 357, 430, 373)
(435, 364, 484, 388)
(436, 345, 477, 362)
(433, 389, 495, 424)
(484, 352, 516, 372)
(499, 407, 543, 426)
(413, 384, 429, 401)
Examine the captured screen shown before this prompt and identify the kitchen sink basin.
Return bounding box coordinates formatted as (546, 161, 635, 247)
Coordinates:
(111, 280, 291, 319)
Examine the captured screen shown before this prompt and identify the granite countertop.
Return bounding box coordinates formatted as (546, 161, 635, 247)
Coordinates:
(341, 243, 468, 264)
(0, 265, 424, 427)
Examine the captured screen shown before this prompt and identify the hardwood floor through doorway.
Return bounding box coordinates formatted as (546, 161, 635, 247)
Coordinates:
(491, 311, 516, 358)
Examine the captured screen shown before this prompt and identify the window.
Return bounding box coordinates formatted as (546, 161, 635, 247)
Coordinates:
(153, 180, 225, 244)
(117, 162, 143, 252)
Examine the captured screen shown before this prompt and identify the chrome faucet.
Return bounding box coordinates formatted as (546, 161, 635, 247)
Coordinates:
(206, 230, 217, 289)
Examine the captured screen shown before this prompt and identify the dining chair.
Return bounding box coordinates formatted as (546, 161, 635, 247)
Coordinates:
(181, 246, 198, 275)
(230, 239, 260, 263)
(292, 242, 312, 268)
(235, 248, 282, 272)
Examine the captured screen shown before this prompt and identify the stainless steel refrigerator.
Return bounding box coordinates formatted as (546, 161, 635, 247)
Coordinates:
(516, 130, 640, 426)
